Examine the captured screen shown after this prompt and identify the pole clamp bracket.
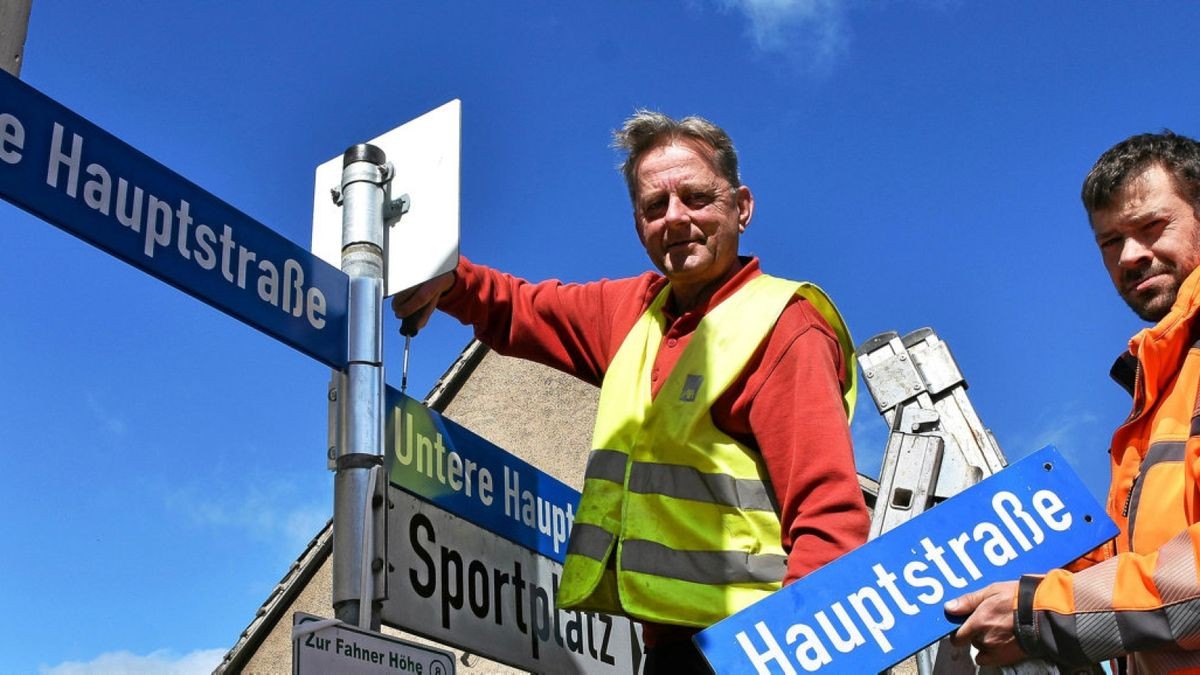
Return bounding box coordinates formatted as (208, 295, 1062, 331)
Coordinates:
(336, 453, 384, 471)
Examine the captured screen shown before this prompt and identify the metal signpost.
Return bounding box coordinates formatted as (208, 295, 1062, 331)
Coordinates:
(0, 0, 31, 77)
(383, 392, 643, 673)
(313, 102, 462, 634)
(327, 143, 393, 630)
(694, 446, 1118, 674)
(0, 70, 349, 368)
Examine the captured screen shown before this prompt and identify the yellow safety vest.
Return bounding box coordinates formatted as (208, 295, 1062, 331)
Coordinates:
(557, 274, 856, 626)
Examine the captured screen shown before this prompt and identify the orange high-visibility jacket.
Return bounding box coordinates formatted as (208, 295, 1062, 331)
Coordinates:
(1015, 267, 1200, 674)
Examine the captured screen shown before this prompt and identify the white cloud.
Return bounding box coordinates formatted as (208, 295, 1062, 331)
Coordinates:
(1003, 401, 1103, 466)
(284, 503, 334, 547)
(85, 391, 126, 436)
(40, 648, 225, 675)
(709, 0, 957, 71)
(1001, 403, 1111, 499)
(1023, 409, 1101, 454)
(165, 477, 330, 552)
(713, 0, 850, 70)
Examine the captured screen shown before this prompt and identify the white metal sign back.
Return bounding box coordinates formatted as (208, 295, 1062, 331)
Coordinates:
(312, 99, 461, 296)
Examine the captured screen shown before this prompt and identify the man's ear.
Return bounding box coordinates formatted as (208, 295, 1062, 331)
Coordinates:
(736, 185, 754, 233)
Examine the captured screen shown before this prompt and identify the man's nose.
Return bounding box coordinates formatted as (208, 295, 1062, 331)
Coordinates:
(1118, 237, 1152, 268)
(664, 194, 689, 225)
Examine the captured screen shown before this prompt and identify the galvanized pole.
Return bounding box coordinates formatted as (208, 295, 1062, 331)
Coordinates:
(0, 0, 33, 77)
(332, 143, 389, 629)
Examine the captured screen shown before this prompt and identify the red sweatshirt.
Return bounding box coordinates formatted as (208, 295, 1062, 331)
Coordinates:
(438, 255, 869, 643)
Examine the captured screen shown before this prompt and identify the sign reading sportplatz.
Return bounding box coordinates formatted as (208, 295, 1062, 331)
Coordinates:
(695, 446, 1118, 674)
(384, 392, 642, 674)
(0, 70, 348, 368)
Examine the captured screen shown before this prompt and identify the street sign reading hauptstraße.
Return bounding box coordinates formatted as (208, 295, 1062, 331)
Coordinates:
(0, 70, 349, 368)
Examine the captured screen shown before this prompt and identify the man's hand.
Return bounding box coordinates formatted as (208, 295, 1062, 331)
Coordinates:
(390, 271, 456, 334)
(944, 581, 1026, 666)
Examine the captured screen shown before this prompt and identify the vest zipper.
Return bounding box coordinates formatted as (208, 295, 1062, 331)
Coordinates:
(1124, 361, 1144, 424)
(1122, 473, 1139, 518)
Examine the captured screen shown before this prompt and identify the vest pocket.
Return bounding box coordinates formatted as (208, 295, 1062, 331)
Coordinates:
(1128, 441, 1187, 551)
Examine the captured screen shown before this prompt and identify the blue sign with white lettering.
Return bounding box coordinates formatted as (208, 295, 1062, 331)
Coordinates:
(386, 389, 581, 563)
(0, 71, 348, 368)
(695, 446, 1118, 674)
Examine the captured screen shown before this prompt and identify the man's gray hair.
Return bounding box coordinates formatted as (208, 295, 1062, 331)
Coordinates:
(613, 110, 741, 202)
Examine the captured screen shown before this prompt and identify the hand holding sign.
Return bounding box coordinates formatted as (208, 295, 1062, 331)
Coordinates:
(945, 581, 1025, 666)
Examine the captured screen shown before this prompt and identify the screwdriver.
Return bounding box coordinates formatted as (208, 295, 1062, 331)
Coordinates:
(400, 316, 418, 395)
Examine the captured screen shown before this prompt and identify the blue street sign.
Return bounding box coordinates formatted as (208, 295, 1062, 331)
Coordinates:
(0, 71, 348, 368)
(695, 446, 1118, 674)
(386, 389, 581, 563)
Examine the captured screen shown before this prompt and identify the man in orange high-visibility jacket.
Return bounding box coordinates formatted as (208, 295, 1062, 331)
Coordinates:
(948, 131, 1200, 674)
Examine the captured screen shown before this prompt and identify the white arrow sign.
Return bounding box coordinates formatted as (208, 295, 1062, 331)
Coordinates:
(293, 611, 456, 674)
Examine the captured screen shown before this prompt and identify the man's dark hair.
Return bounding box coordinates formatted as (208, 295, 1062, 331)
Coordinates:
(1082, 130, 1200, 217)
(613, 110, 740, 203)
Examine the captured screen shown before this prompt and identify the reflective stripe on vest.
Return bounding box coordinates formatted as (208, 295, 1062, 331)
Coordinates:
(557, 274, 856, 626)
(586, 449, 777, 510)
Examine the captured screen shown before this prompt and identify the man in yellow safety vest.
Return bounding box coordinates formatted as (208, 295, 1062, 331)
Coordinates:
(393, 110, 869, 673)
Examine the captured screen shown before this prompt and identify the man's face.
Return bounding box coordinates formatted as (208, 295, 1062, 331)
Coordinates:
(632, 139, 753, 299)
(1091, 164, 1200, 322)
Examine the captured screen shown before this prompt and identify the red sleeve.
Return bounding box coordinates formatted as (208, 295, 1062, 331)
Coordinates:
(437, 256, 658, 387)
(744, 301, 870, 583)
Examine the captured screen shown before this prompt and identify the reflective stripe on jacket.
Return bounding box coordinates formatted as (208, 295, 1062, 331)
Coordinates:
(557, 274, 856, 627)
(1016, 266, 1200, 674)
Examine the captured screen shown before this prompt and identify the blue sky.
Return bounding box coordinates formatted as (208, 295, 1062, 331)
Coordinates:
(4, 2, 1199, 672)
